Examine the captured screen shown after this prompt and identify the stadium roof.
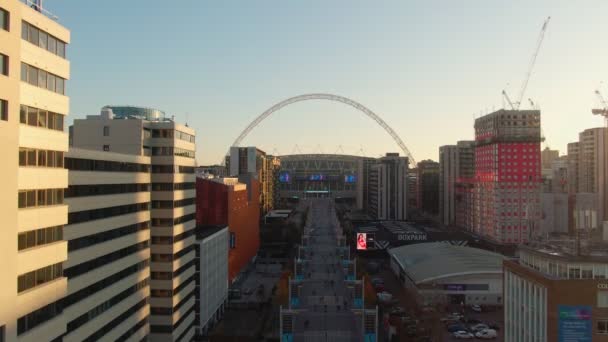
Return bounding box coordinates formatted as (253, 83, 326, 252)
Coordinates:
(388, 242, 504, 284)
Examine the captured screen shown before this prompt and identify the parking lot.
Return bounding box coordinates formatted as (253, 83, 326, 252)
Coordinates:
(364, 258, 504, 341)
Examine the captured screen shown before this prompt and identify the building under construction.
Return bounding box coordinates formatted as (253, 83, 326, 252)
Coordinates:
(473, 109, 542, 244)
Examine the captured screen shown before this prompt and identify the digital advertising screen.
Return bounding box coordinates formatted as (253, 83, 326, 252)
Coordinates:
(344, 175, 357, 183)
(558, 305, 592, 342)
(309, 174, 326, 181)
(357, 233, 367, 250)
(279, 172, 290, 183)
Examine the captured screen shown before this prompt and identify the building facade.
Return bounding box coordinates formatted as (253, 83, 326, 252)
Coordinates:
(473, 109, 542, 244)
(0, 1, 70, 340)
(63, 148, 151, 341)
(194, 226, 228, 338)
(576, 128, 608, 225)
(71, 106, 197, 342)
(416, 160, 440, 216)
(439, 141, 474, 227)
(368, 153, 408, 220)
(228, 146, 278, 215)
(504, 244, 608, 341)
(196, 177, 260, 282)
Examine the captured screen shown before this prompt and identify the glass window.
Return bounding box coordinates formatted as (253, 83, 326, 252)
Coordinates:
(47, 112, 55, 130)
(37, 190, 46, 206)
(0, 8, 8, 31)
(55, 77, 64, 95)
(27, 106, 37, 127)
(37, 110, 46, 128)
(47, 73, 55, 92)
(47, 36, 56, 55)
(103, 126, 109, 136)
(28, 24, 38, 45)
(56, 114, 63, 131)
(38, 69, 46, 88)
(21, 21, 28, 40)
(20, 105, 26, 124)
(37, 150, 46, 166)
(598, 320, 608, 334)
(55, 151, 63, 168)
(19, 148, 26, 166)
(21, 63, 27, 81)
(0, 99, 6, 121)
(27, 149, 36, 166)
(56, 41, 65, 58)
(27, 66, 37, 86)
(47, 151, 55, 167)
(26, 190, 35, 207)
(0, 54, 7, 76)
(38, 31, 47, 50)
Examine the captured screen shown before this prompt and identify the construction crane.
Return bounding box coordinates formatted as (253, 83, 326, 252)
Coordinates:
(592, 89, 608, 127)
(502, 16, 551, 110)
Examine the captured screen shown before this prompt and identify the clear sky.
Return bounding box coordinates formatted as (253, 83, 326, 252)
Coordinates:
(48, 0, 608, 165)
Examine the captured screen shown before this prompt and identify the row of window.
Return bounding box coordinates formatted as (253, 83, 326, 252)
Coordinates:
(18, 189, 64, 209)
(17, 299, 61, 335)
(150, 244, 195, 263)
(68, 221, 149, 251)
(151, 198, 195, 209)
(65, 157, 150, 173)
(62, 259, 149, 308)
(64, 241, 149, 278)
(82, 298, 148, 342)
(151, 259, 195, 282)
(151, 228, 195, 245)
(17, 262, 63, 293)
(151, 146, 195, 159)
(151, 129, 195, 143)
(18, 225, 63, 251)
(150, 275, 194, 298)
(20, 105, 65, 131)
(68, 202, 150, 225)
(67, 278, 149, 332)
(21, 63, 66, 95)
(151, 182, 195, 191)
(65, 183, 150, 198)
(21, 21, 67, 58)
(151, 213, 196, 227)
(19, 148, 64, 168)
(152, 165, 195, 174)
(116, 316, 149, 342)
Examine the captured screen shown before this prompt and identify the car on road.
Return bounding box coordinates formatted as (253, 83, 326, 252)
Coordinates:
(465, 318, 482, 324)
(475, 329, 497, 339)
(453, 331, 474, 339)
(377, 291, 393, 303)
(470, 323, 490, 333)
(471, 304, 482, 312)
(447, 323, 467, 333)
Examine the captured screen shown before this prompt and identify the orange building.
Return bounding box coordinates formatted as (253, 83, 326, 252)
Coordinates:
(196, 177, 260, 282)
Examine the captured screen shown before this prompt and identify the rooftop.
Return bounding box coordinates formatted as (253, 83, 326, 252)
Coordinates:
(388, 242, 504, 284)
(521, 239, 608, 263)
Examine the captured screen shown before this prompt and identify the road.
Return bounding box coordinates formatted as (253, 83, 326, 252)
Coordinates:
(292, 199, 361, 342)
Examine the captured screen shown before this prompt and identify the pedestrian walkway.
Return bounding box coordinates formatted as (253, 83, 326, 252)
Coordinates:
(292, 199, 360, 342)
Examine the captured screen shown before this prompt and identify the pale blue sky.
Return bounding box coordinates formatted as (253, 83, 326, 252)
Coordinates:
(48, 0, 608, 164)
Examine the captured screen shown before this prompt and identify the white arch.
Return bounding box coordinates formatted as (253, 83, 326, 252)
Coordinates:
(227, 93, 415, 164)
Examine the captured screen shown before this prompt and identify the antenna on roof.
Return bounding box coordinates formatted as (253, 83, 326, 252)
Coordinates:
(185, 113, 189, 127)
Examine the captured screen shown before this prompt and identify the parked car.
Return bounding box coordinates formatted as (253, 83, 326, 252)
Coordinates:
(447, 323, 467, 333)
(371, 278, 384, 286)
(377, 291, 393, 303)
(453, 331, 474, 339)
(475, 329, 497, 339)
(470, 323, 490, 332)
(487, 322, 500, 330)
(465, 318, 482, 324)
(471, 304, 482, 312)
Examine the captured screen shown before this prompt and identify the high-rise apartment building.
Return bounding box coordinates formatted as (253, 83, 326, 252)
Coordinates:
(71, 106, 197, 342)
(416, 160, 440, 216)
(227, 146, 279, 215)
(504, 243, 608, 341)
(576, 128, 608, 224)
(439, 141, 474, 226)
(63, 148, 151, 341)
(567, 142, 580, 194)
(473, 109, 542, 244)
(0, 1, 70, 340)
(368, 153, 408, 220)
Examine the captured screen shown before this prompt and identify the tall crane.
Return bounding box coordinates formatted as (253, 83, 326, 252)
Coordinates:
(502, 16, 551, 110)
(592, 89, 608, 127)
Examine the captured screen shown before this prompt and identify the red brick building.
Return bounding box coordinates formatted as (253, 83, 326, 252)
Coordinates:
(196, 177, 260, 282)
(473, 109, 542, 244)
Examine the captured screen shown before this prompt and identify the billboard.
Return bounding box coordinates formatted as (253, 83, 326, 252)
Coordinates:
(344, 175, 357, 183)
(558, 305, 592, 342)
(357, 233, 367, 250)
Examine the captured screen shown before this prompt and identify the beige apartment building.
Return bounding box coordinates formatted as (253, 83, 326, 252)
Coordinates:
(63, 148, 151, 341)
(0, 1, 70, 341)
(71, 106, 197, 342)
